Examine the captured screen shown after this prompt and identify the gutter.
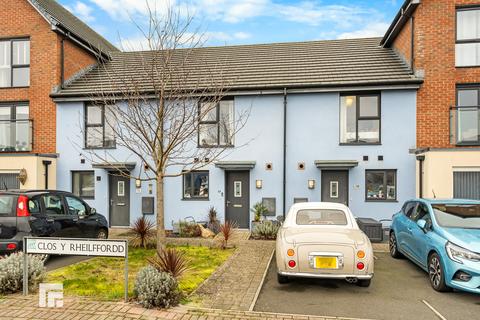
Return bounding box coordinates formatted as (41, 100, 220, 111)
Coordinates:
(53, 26, 111, 61)
(416, 155, 425, 198)
(50, 81, 424, 101)
(380, 0, 421, 47)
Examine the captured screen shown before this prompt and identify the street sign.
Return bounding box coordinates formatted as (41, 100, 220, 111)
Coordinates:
(25, 238, 127, 257)
(23, 237, 129, 302)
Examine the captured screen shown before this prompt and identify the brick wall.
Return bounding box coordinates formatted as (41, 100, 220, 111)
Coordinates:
(63, 38, 96, 81)
(392, 0, 480, 149)
(0, 0, 97, 154)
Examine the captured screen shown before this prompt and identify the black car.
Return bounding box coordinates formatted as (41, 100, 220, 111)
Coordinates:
(0, 190, 108, 254)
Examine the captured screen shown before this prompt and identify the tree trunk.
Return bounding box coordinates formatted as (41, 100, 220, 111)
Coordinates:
(156, 176, 166, 253)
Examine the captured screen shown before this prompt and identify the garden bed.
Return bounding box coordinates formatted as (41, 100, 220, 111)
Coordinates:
(46, 245, 234, 301)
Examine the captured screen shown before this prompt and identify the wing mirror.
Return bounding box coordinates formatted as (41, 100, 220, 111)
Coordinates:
(417, 219, 428, 232)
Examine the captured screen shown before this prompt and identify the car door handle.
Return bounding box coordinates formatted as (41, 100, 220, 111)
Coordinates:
(46, 218, 54, 223)
(72, 218, 79, 222)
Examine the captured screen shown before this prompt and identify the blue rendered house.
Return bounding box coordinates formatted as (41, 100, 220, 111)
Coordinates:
(52, 38, 422, 229)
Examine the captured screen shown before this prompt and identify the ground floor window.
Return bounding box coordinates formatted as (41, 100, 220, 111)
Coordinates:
(0, 173, 19, 190)
(365, 170, 397, 201)
(72, 171, 95, 199)
(183, 171, 209, 199)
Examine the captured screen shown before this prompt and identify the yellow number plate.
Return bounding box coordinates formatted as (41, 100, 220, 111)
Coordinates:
(315, 256, 337, 269)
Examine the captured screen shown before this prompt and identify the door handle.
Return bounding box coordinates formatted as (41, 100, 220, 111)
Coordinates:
(72, 218, 78, 222)
(110, 199, 113, 207)
(46, 218, 54, 223)
(226, 201, 231, 207)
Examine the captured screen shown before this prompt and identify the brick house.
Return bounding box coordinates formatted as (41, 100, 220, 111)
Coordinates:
(382, 0, 480, 200)
(0, 0, 117, 190)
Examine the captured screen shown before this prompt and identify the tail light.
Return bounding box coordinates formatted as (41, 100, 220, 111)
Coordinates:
(357, 250, 366, 259)
(6, 243, 17, 250)
(357, 262, 365, 270)
(16, 195, 30, 217)
(287, 249, 295, 257)
(288, 260, 296, 268)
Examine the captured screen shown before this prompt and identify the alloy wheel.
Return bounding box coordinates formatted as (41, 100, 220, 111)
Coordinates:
(97, 230, 108, 239)
(389, 233, 397, 255)
(429, 256, 441, 288)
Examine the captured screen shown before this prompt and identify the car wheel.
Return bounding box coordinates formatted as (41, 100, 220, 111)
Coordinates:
(428, 253, 451, 292)
(389, 231, 402, 259)
(277, 273, 289, 284)
(357, 279, 371, 287)
(96, 229, 108, 239)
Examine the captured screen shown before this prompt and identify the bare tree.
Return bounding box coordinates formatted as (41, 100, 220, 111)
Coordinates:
(81, 3, 249, 251)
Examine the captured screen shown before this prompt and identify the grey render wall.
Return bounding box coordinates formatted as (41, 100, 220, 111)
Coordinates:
(56, 89, 416, 228)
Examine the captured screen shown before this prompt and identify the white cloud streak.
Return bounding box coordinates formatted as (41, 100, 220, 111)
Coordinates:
(65, 1, 95, 22)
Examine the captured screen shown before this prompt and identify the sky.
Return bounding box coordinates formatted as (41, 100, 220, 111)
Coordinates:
(59, 0, 402, 51)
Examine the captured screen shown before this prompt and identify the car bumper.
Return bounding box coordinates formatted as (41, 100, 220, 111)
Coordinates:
(444, 260, 480, 294)
(278, 270, 373, 280)
(0, 239, 22, 255)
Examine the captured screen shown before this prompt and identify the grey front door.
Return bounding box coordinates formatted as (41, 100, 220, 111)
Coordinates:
(225, 171, 250, 228)
(321, 170, 349, 205)
(109, 173, 130, 227)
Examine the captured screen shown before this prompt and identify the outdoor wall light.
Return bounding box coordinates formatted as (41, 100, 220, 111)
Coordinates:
(308, 179, 315, 189)
(256, 180, 263, 189)
(135, 179, 142, 189)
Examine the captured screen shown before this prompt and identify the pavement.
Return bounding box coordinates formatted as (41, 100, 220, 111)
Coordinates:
(194, 237, 275, 311)
(254, 252, 480, 320)
(0, 294, 361, 320)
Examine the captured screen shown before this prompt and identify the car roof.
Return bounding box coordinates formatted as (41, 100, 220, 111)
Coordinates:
(290, 201, 350, 211)
(0, 190, 72, 196)
(413, 198, 480, 205)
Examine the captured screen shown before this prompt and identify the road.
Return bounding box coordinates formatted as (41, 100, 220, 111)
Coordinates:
(254, 252, 480, 320)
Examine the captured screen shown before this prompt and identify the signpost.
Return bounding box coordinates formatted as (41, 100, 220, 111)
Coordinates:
(23, 237, 129, 302)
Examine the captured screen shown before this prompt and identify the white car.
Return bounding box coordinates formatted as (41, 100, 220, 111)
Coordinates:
(276, 202, 374, 287)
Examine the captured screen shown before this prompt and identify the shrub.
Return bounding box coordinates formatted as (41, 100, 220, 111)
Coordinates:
(251, 202, 269, 222)
(178, 221, 201, 238)
(252, 221, 280, 240)
(134, 266, 180, 309)
(148, 247, 190, 278)
(207, 206, 220, 234)
(219, 220, 237, 249)
(0, 252, 46, 294)
(131, 217, 156, 248)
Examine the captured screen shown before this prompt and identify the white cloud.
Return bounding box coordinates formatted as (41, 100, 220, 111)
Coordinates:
(89, 0, 174, 21)
(337, 22, 390, 39)
(118, 30, 251, 51)
(65, 1, 95, 22)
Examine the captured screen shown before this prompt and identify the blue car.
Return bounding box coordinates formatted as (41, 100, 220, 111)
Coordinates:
(390, 198, 480, 294)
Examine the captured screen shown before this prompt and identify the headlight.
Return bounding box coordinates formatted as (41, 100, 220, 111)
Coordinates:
(446, 242, 480, 264)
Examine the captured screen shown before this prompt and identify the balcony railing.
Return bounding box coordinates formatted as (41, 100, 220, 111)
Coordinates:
(0, 119, 33, 152)
(450, 106, 480, 145)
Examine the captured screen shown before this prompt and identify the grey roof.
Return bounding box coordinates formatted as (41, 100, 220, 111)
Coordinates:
(29, 0, 118, 55)
(52, 37, 422, 98)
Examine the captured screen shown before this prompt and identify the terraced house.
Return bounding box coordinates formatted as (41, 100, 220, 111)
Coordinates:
(0, 0, 117, 190)
(52, 38, 422, 228)
(382, 0, 480, 200)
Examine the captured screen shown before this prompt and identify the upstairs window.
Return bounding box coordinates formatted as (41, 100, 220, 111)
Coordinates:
(198, 100, 234, 147)
(0, 39, 30, 87)
(340, 94, 380, 144)
(456, 8, 480, 67)
(85, 104, 115, 149)
(452, 87, 480, 145)
(0, 103, 31, 152)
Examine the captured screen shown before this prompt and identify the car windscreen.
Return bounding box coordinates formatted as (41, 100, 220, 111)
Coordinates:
(432, 204, 480, 229)
(296, 209, 348, 226)
(0, 195, 15, 215)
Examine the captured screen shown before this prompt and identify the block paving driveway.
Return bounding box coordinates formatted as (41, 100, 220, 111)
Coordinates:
(254, 252, 480, 320)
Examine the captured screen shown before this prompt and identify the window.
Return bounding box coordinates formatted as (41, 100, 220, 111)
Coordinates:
(456, 8, 480, 67)
(0, 39, 30, 87)
(198, 100, 234, 147)
(41, 194, 66, 216)
(340, 94, 380, 144)
(432, 203, 480, 229)
(72, 171, 95, 199)
(85, 104, 115, 149)
(366, 170, 397, 201)
(0, 103, 31, 152)
(65, 196, 88, 216)
(183, 171, 209, 199)
(453, 87, 480, 144)
(296, 209, 348, 225)
(402, 202, 416, 217)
